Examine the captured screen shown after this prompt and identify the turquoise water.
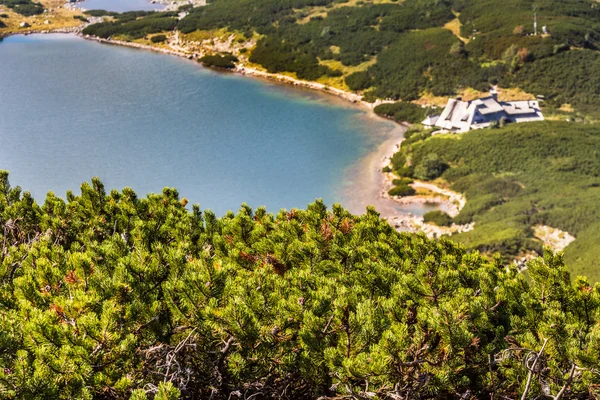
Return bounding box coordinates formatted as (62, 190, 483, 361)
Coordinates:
(78, 0, 165, 12)
(0, 34, 418, 216)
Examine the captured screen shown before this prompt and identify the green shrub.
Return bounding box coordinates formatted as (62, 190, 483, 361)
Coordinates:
(345, 71, 371, 91)
(150, 34, 167, 43)
(424, 210, 453, 226)
(199, 53, 238, 69)
(388, 183, 416, 197)
(395, 165, 414, 177)
(392, 177, 413, 185)
(374, 102, 432, 123)
(390, 152, 406, 171)
(84, 9, 118, 17)
(414, 153, 447, 180)
(403, 129, 433, 145)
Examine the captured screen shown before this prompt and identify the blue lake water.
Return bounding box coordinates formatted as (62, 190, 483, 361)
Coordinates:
(78, 0, 165, 12)
(0, 34, 435, 216)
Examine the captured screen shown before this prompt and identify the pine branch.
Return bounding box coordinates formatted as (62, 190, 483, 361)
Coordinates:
(553, 363, 577, 400)
(520, 338, 548, 400)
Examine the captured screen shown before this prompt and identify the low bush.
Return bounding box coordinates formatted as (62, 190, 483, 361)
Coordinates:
(345, 71, 371, 91)
(150, 34, 167, 43)
(395, 165, 414, 177)
(2, 173, 599, 398)
(403, 129, 433, 146)
(199, 53, 238, 69)
(84, 9, 118, 17)
(414, 153, 448, 180)
(389, 152, 406, 171)
(392, 177, 413, 186)
(388, 183, 416, 197)
(424, 210, 453, 226)
(374, 102, 432, 123)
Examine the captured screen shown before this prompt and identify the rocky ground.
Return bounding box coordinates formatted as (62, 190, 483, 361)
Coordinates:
(533, 225, 576, 252)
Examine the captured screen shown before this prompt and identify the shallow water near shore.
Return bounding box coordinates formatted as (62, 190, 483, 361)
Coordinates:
(0, 34, 434, 217)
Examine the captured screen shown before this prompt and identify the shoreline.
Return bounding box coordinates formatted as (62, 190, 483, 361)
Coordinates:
(82, 36, 378, 110)
(2, 29, 464, 234)
(2, 29, 376, 114)
(376, 136, 474, 237)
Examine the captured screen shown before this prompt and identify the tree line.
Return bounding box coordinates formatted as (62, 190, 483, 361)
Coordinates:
(79, 0, 600, 111)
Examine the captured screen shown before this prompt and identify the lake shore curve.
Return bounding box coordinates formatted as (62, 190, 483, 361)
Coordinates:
(1, 29, 460, 229)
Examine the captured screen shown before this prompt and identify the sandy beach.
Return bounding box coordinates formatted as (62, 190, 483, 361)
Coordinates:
(344, 125, 473, 236)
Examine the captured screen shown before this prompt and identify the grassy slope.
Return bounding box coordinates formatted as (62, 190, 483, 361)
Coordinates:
(76, 0, 600, 114)
(402, 121, 600, 279)
(0, 0, 82, 35)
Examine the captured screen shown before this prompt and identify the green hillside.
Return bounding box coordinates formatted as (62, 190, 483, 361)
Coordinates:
(83, 0, 600, 115)
(390, 122, 600, 280)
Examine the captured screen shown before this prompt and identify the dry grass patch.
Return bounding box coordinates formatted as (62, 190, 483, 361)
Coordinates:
(559, 103, 574, 112)
(414, 86, 536, 108)
(319, 56, 376, 75)
(182, 28, 246, 43)
(443, 17, 468, 43)
(181, 29, 217, 42)
(316, 75, 347, 90)
(317, 57, 377, 90)
(129, 34, 173, 49)
(296, 9, 327, 24)
(457, 87, 489, 101)
(413, 92, 450, 107)
(496, 86, 536, 101)
(0, 0, 83, 35)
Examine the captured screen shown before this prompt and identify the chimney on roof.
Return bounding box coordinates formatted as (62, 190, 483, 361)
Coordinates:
(490, 88, 498, 101)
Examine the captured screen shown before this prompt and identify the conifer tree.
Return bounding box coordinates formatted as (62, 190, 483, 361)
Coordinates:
(0, 173, 599, 399)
